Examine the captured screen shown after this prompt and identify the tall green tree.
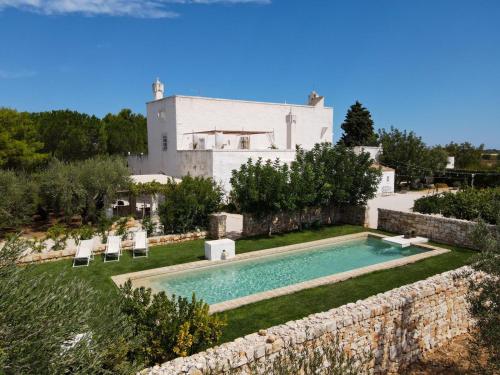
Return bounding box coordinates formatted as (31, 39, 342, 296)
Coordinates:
(378, 127, 448, 187)
(302, 143, 381, 207)
(103, 109, 147, 155)
(0, 108, 48, 170)
(38, 156, 130, 223)
(32, 110, 107, 161)
(230, 158, 292, 235)
(230, 144, 381, 234)
(338, 101, 378, 147)
(445, 142, 484, 170)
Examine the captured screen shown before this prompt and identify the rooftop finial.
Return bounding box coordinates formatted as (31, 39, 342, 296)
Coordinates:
(152, 78, 164, 100)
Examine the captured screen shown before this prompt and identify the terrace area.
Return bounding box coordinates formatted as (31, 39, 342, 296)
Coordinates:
(26, 224, 474, 344)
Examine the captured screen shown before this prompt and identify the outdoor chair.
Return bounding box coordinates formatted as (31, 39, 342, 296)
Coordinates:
(133, 231, 149, 258)
(104, 235, 122, 262)
(73, 239, 94, 267)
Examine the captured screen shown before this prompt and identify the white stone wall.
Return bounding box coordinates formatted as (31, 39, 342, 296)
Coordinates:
(174, 96, 333, 151)
(145, 97, 178, 175)
(376, 170, 395, 195)
(140, 266, 479, 375)
(134, 95, 333, 179)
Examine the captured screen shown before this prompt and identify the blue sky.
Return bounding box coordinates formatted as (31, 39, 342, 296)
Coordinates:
(0, 0, 499, 148)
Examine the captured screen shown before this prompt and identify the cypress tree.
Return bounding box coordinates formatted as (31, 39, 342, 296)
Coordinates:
(339, 101, 378, 146)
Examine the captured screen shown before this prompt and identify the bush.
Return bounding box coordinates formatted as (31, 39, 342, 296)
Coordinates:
(413, 188, 500, 224)
(0, 236, 140, 374)
(467, 221, 500, 373)
(159, 176, 223, 234)
(119, 280, 226, 366)
(230, 143, 381, 219)
(413, 194, 443, 214)
(0, 170, 38, 234)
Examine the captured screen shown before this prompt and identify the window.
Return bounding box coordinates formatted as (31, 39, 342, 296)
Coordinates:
(162, 134, 168, 151)
(386, 175, 390, 182)
(239, 136, 250, 150)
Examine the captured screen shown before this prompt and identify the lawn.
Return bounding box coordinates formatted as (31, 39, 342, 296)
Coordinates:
(27, 224, 475, 345)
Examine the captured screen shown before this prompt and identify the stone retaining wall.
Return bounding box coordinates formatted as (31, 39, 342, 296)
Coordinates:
(18, 231, 207, 264)
(141, 266, 478, 375)
(241, 205, 368, 237)
(377, 208, 496, 249)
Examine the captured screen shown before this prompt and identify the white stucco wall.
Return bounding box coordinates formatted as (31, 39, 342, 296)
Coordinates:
(138, 94, 333, 185)
(171, 95, 333, 151)
(377, 170, 395, 195)
(211, 150, 296, 193)
(353, 146, 382, 162)
(145, 97, 177, 175)
(176, 150, 296, 193)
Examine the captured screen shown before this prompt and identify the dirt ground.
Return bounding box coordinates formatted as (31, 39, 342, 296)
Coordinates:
(403, 333, 489, 375)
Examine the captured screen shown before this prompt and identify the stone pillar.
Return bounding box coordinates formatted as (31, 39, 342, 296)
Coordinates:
(209, 213, 227, 239)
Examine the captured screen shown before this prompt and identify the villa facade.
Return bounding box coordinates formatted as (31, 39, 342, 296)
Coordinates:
(128, 79, 334, 192)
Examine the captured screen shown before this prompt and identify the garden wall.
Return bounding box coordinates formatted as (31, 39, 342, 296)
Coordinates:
(377, 208, 496, 249)
(141, 266, 479, 375)
(241, 205, 368, 237)
(18, 231, 206, 264)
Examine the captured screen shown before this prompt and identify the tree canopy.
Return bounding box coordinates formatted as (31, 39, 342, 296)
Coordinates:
(378, 127, 448, 186)
(444, 141, 484, 170)
(0, 107, 147, 170)
(338, 101, 378, 147)
(230, 143, 381, 230)
(0, 108, 48, 170)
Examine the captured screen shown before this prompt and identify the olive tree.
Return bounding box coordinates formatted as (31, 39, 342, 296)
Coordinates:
(0, 237, 140, 374)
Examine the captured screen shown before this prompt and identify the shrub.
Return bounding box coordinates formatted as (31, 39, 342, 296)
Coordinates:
(141, 216, 155, 237)
(0, 170, 39, 234)
(119, 280, 226, 366)
(0, 236, 140, 374)
(413, 194, 443, 214)
(467, 221, 500, 373)
(413, 188, 499, 224)
(159, 176, 223, 234)
(46, 223, 70, 251)
(229, 143, 381, 227)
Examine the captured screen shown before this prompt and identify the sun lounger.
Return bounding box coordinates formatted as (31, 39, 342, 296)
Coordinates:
(133, 231, 149, 258)
(73, 239, 94, 267)
(104, 235, 122, 262)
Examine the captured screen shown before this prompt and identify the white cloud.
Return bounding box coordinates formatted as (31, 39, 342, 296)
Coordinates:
(0, 68, 37, 79)
(0, 0, 270, 18)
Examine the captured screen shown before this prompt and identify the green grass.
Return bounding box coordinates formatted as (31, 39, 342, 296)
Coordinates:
(26, 225, 475, 344)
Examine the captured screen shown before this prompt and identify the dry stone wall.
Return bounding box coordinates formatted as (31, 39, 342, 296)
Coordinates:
(378, 208, 496, 249)
(242, 205, 368, 237)
(141, 266, 479, 375)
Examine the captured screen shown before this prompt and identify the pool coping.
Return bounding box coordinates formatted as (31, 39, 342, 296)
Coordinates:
(111, 232, 450, 313)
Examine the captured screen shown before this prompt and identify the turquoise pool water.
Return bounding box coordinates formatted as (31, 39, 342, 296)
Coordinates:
(149, 237, 428, 305)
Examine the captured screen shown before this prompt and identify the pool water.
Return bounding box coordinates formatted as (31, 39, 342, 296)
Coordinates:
(149, 238, 428, 305)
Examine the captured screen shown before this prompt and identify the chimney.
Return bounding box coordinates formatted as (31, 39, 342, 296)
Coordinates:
(152, 78, 164, 100)
(307, 91, 324, 107)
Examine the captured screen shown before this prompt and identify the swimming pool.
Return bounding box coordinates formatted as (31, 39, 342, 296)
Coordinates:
(123, 235, 437, 309)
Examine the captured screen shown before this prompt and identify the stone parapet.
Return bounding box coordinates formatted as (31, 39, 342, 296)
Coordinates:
(140, 266, 479, 375)
(377, 208, 496, 249)
(242, 205, 368, 237)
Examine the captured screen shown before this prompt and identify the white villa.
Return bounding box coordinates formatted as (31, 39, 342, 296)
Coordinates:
(128, 79, 333, 192)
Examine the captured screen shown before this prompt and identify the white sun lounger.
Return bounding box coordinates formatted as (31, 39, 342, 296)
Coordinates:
(104, 235, 122, 262)
(73, 239, 94, 267)
(133, 231, 149, 258)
